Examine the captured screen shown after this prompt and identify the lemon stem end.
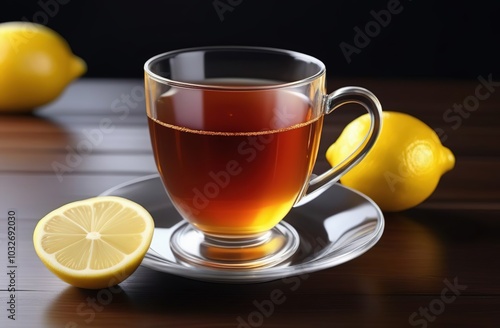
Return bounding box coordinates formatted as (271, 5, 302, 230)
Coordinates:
(441, 147, 455, 172)
(70, 56, 87, 80)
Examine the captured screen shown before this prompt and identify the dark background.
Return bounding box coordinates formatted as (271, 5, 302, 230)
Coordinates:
(2, 0, 500, 80)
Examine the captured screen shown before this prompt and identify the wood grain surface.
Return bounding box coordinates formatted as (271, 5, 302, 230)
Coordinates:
(1, 78, 499, 327)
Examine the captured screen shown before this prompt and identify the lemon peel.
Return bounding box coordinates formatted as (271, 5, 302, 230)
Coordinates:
(0, 21, 86, 112)
(326, 111, 455, 211)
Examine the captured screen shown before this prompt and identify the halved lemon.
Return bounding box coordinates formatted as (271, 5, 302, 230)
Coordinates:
(33, 196, 154, 289)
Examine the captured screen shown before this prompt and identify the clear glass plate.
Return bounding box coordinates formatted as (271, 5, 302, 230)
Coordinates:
(100, 174, 384, 284)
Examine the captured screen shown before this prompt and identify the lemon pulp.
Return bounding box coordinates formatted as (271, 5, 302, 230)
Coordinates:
(33, 196, 154, 289)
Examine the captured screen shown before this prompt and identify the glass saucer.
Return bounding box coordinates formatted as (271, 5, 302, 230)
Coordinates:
(100, 174, 384, 284)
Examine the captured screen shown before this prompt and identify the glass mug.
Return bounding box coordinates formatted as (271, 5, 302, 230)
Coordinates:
(144, 46, 382, 269)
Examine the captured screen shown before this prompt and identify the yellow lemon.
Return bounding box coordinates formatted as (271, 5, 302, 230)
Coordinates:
(0, 22, 86, 112)
(33, 196, 154, 289)
(326, 111, 455, 212)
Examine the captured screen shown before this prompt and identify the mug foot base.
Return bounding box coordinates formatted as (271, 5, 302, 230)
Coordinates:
(170, 222, 300, 270)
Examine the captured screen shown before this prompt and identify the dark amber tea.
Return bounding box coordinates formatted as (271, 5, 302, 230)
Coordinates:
(145, 47, 382, 268)
(147, 79, 323, 236)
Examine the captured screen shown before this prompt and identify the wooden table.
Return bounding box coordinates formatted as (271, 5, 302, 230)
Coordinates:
(1, 78, 499, 327)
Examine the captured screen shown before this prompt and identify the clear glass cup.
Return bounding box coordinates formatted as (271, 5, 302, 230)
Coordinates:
(144, 46, 382, 269)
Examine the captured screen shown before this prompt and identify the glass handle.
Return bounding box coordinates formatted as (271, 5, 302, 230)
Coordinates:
(294, 86, 383, 207)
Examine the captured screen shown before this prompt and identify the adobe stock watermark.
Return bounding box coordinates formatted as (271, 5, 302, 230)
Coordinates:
(7, 0, 71, 52)
(176, 132, 274, 217)
(64, 270, 136, 328)
(236, 237, 328, 328)
(339, 0, 411, 64)
(212, 0, 243, 22)
(22, 0, 71, 26)
(6, 209, 18, 321)
(51, 86, 145, 182)
(176, 105, 300, 218)
(383, 73, 500, 191)
(434, 73, 500, 143)
(408, 277, 467, 327)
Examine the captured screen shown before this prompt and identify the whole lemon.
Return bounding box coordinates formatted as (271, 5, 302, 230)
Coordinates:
(326, 111, 455, 212)
(0, 22, 86, 112)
